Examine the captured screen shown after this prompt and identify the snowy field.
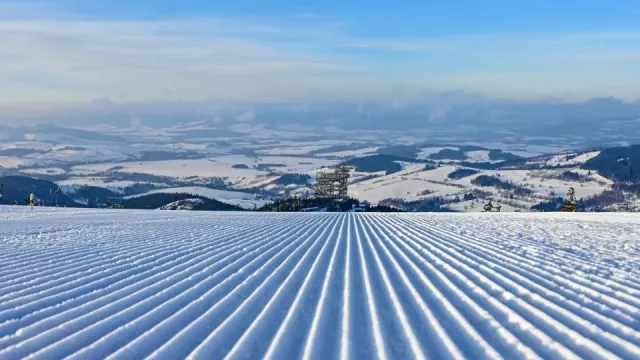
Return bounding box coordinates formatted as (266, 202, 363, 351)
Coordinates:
(123, 186, 270, 209)
(0, 208, 639, 359)
(69, 155, 336, 188)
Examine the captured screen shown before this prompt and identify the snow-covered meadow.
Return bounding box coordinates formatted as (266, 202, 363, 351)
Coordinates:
(0, 207, 639, 359)
(123, 186, 271, 209)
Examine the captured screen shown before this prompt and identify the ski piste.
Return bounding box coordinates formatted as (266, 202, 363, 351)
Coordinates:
(0, 207, 639, 359)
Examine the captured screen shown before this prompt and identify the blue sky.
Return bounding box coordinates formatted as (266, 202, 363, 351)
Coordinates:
(1, 0, 640, 108)
(34, 0, 640, 34)
(32, 0, 640, 30)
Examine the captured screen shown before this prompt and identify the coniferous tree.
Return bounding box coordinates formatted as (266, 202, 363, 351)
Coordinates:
(561, 187, 579, 212)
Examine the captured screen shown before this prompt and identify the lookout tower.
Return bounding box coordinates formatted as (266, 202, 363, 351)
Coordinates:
(315, 162, 352, 199)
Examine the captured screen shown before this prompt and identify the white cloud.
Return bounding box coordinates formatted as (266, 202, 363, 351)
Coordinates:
(0, 13, 359, 104)
(236, 110, 256, 123)
(1, 3, 640, 106)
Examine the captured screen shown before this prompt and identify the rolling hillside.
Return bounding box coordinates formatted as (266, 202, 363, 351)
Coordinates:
(2, 122, 640, 213)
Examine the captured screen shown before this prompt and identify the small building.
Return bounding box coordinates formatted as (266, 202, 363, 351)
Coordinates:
(301, 206, 327, 212)
(350, 202, 370, 212)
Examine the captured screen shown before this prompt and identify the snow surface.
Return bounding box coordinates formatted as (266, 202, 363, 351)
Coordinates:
(71, 155, 335, 186)
(20, 168, 67, 176)
(1, 207, 639, 359)
(159, 198, 205, 210)
(57, 178, 150, 190)
(70, 157, 262, 179)
(447, 199, 529, 213)
(0, 156, 36, 168)
(465, 150, 493, 163)
(256, 145, 328, 156)
(317, 147, 380, 158)
(349, 165, 463, 203)
(124, 186, 270, 209)
(416, 147, 458, 160)
(485, 170, 611, 199)
(527, 151, 602, 168)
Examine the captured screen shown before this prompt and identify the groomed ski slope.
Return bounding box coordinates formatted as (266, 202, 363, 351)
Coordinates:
(0, 207, 639, 360)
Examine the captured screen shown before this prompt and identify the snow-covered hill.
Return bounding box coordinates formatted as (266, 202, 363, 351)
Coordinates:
(1, 207, 639, 359)
(347, 163, 612, 210)
(124, 186, 270, 209)
(0, 124, 631, 211)
(158, 198, 205, 210)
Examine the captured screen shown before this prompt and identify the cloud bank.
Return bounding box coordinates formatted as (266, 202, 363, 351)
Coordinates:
(1, 0, 640, 111)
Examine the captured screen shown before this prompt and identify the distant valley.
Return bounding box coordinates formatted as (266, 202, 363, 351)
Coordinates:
(1, 122, 639, 212)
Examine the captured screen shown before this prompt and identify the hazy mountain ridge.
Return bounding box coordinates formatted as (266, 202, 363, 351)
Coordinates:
(4, 93, 640, 145)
